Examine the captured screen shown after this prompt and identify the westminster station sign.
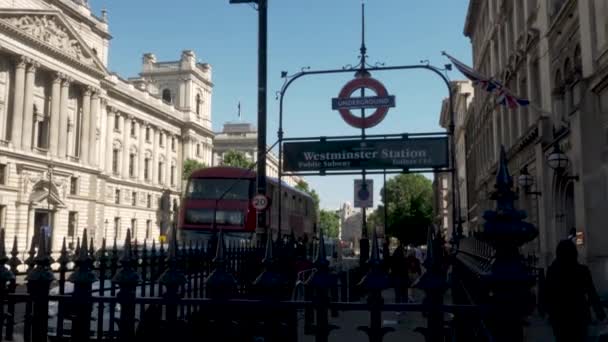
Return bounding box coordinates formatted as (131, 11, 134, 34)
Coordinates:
(283, 137, 449, 172)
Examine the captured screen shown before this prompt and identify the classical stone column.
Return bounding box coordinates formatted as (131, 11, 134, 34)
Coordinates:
(176, 137, 183, 190)
(165, 133, 171, 186)
(132, 120, 140, 178)
(21, 61, 37, 150)
(138, 122, 145, 181)
(105, 108, 115, 173)
(49, 73, 62, 157)
(10, 57, 26, 149)
(58, 77, 70, 158)
(121, 115, 130, 178)
(98, 98, 108, 169)
(89, 91, 100, 166)
(152, 128, 159, 184)
(80, 87, 91, 164)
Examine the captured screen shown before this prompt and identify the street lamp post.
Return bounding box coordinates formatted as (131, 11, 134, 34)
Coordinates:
(230, 0, 268, 242)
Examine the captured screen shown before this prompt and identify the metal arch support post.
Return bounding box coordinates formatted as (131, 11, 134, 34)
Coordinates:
(276, 63, 458, 245)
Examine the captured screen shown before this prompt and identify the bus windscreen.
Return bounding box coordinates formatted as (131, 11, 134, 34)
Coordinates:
(186, 178, 251, 200)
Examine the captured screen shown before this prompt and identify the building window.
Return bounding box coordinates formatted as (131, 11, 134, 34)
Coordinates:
(132, 191, 137, 206)
(144, 158, 150, 180)
(162, 89, 172, 104)
(114, 217, 120, 241)
(145, 127, 151, 142)
(69, 177, 78, 195)
(146, 220, 152, 240)
(170, 165, 175, 186)
(159, 133, 164, 147)
(68, 211, 77, 250)
(171, 137, 176, 151)
(35, 106, 49, 150)
(112, 149, 119, 174)
(131, 219, 137, 238)
(196, 94, 202, 116)
(147, 194, 151, 208)
(130, 120, 136, 137)
(196, 144, 201, 157)
(0, 164, 6, 185)
(115, 189, 120, 204)
(129, 153, 135, 177)
(114, 114, 120, 130)
(158, 162, 163, 183)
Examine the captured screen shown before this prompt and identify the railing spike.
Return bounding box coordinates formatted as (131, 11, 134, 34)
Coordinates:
(79, 229, 89, 261)
(214, 229, 226, 263)
(315, 229, 329, 268)
(121, 229, 133, 263)
(369, 227, 380, 264)
(74, 236, 81, 259)
(9, 235, 21, 272)
(263, 232, 273, 265)
(58, 237, 70, 265)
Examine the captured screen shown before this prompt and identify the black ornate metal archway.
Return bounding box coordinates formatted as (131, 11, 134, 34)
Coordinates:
(274, 3, 462, 263)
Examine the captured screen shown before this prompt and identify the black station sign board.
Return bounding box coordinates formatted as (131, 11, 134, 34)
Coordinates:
(283, 137, 449, 172)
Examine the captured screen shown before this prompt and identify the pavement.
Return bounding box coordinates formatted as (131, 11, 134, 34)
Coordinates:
(298, 288, 558, 342)
(299, 289, 427, 342)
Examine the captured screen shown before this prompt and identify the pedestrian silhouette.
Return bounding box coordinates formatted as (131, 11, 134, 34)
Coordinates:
(544, 239, 606, 342)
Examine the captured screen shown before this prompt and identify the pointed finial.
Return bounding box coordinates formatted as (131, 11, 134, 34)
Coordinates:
(496, 145, 512, 189)
(90, 237, 95, 256)
(121, 229, 132, 263)
(79, 229, 89, 261)
(168, 226, 178, 260)
(214, 229, 226, 263)
(263, 232, 273, 265)
(315, 229, 329, 268)
(36, 231, 48, 261)
(75, 237, 81, 257)
(9, 235, 21, 272)
(369, 227, 380, 264)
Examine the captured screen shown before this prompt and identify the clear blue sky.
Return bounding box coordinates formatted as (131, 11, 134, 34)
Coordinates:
(90, 0, 472, 210)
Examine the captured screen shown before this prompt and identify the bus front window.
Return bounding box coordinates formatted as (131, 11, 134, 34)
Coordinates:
(187, 178, 251, 200)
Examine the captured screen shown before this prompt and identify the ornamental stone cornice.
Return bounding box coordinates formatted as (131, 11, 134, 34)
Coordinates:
(0, 9, 108, 78)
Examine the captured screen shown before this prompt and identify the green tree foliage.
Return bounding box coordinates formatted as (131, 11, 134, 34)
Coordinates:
(319, 209, 339, 238)
(182, 159, 206, 180)
(222, 150, 255, 169)
(375, 174, 433, 245)
(295, 180, 320, 218)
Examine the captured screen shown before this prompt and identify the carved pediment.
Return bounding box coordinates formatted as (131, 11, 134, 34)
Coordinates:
(0, 10, 107, 76)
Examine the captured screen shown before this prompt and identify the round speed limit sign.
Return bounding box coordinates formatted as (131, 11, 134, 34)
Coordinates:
(252, 194, 269, 211)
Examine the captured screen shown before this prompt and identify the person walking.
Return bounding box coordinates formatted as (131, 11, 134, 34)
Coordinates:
(544, 239, 606, 342)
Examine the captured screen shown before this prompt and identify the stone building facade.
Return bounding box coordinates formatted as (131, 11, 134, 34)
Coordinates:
(0, 0, 213, 254)
(437, 80, 474, 239)
(463, 0, 608, 292)
(212, 121, 302, 187)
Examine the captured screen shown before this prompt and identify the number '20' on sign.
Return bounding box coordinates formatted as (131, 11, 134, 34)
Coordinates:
(252, 195, 269, 211)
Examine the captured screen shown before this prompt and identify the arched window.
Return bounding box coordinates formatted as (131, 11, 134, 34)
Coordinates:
(563, 58, 573, 83)
(553, 69, 564, 122)
(573, 45, 582, 77)
(195, 93, 202, 116)
(162, 89, 172, 104)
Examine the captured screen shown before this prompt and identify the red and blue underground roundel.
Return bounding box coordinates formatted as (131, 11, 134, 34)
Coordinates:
(331, 77, 396, 129)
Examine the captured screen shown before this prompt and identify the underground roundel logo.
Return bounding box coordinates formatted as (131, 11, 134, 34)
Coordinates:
(331, 77, 396, 129)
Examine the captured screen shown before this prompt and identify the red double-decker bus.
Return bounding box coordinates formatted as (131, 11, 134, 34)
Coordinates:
(178, 166, 316, 242)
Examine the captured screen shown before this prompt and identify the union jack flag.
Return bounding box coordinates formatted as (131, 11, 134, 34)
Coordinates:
(442, 52, 529, 109)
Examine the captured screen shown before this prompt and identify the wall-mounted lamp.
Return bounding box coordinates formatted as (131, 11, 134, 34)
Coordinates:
(518, 166, 542, 196)
(547, 144, 579, 181)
